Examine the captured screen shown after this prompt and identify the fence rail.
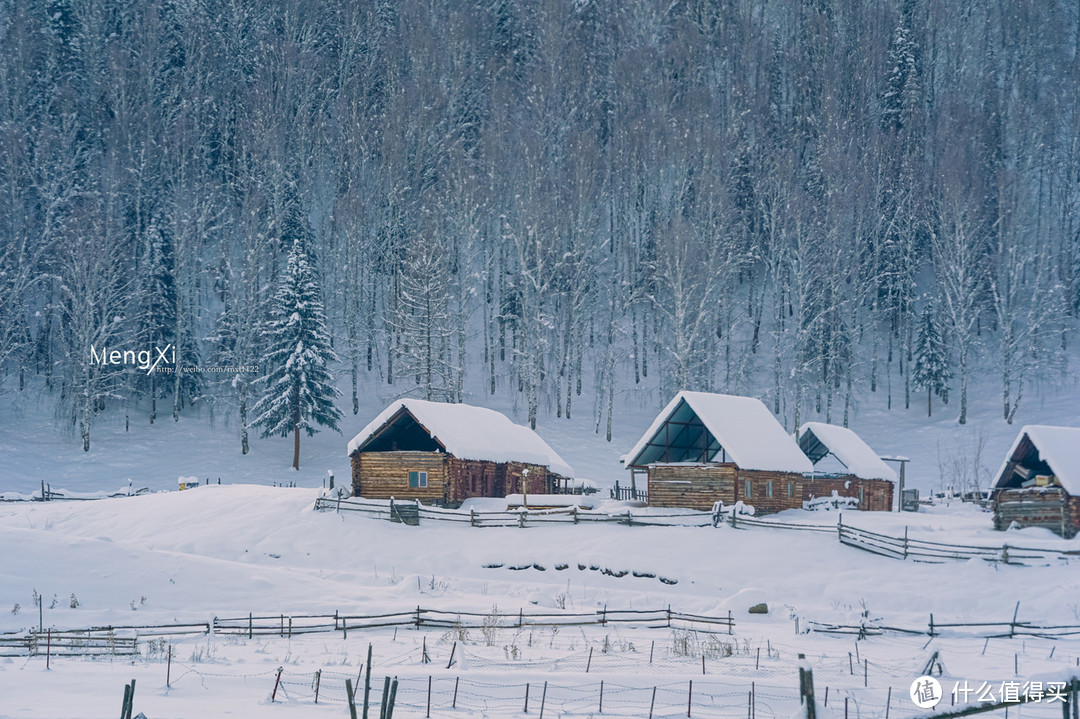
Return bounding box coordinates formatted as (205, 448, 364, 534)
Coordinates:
(212, 605, 736, 637)
(317, 497, 1080, 567)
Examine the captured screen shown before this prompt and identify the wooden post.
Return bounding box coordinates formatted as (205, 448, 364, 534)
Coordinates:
(702, 654, 706, 675)
(280, 613, 284, 637)
(600, 680, 605, 713)
(848, 652, 853, 675)
(363, 644, 373, 719)
(166, 643, 171, 688)
(288, 616, 292, 639)
(447, 641, 457, 669)
(470, 509, 476, 527)
(121, 683, 131, 719)
(1010, 601, 1020, 638)
(587, 646, 593, 672)
(386, 677, 398, 719)
(728, 610, 733, 635)
(380, 676, 391, 719)
(426, 676, 432, 718)
(271, 667, 283, 702)
(798, 654, 816, 719)
(688, 680, 693, 717)
(344, 617, 348, 639)
(756, 647, 760, 670)
(314, 669, 322, 703)
(885, 687, 891, 719)
(346, 679, 359, 719)
(249, 612, 253, 639)
(650, 640, 655, 664)
(539, 680, 548, 719)
(453, 676, 459, 708)
(844, 696, 849, 719)
(415, 605, 422, 628)
(864, 658, 868, 687)
(46, 629, 51, 670)
(903, 526, 909, 559)
(649, 686, 657, 719)
(524, 682, 530, 713)
(929, 614, 935, 636)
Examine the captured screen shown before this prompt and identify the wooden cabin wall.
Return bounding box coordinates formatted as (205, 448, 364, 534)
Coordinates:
(994, 487, 1079, 538)
(351, 451, 448, 503)
(446, 458, 500, 505)
(802, 477, 894, 511)
(498, 462, 550, 496)
(734, 470, 806, 514)
(647, 464, 737, 510)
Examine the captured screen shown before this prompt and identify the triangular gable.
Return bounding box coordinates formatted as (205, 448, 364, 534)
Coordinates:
(624, 392, 813, 473)
(993, 425, 1080, 494)
(798, 422, 897, 482)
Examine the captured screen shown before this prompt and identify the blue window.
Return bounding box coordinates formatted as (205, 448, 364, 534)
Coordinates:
(409, 470, 428, 488)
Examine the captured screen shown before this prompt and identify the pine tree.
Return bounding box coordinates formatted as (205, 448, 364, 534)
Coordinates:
(912, 303, 951, 417)
(252, 239, 342, 469)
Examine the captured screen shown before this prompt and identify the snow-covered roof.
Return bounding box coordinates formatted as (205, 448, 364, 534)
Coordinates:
(993, 425, 1080, 494)
(347, 399, 574, 478)
(624, 391, 813, 473)
(798, 422, 897, 482)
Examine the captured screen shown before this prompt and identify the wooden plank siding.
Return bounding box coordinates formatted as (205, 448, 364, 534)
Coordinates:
(351, 451, 449, 503)
(351, 453, 560, 507)
(646, 464, 893, 514)
(801, 477, 894, 512)
(647, 464, 737, 510)
(994, 487, 1079, 538)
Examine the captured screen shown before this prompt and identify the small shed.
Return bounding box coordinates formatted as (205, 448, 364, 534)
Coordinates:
(623, 392, 814, 513)
(992, 425, 1080, 538)
(347, 399, 574, 506)
(797, 422, 896, 511)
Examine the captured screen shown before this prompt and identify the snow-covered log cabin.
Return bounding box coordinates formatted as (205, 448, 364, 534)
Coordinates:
(992, 425, 1080, 538)
(347, 399, 574, 506)
(623, 392, 893, 514)
(796, 422, 896, 511)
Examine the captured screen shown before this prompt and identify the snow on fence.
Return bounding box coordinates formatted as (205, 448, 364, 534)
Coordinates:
(315, 495, 722, 527)
(318, 497, 1078, 567)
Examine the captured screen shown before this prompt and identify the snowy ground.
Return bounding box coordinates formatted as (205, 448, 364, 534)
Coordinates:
(1, 485, 1079, 717)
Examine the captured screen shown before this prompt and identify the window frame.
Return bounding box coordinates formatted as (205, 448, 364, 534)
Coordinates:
(409, 470, 428, 489)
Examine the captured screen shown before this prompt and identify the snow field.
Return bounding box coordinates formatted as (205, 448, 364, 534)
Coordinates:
(1, 485, 1079, 716)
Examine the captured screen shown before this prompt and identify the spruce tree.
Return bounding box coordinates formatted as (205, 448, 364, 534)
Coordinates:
(252, 239, 341, 469)
(912, 303, 951, 417)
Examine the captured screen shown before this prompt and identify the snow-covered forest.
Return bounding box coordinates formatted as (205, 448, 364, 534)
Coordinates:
(1, 0, 1079, 452)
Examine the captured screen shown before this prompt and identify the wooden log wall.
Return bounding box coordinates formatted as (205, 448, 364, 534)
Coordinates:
(994, 487, 1078, 538)
(647, 464, 737, 510)
(351, 451, 448, 503)
(446, 458, 500, 505)
(734, 470, 807, 514)
(498, 462, 550, 496)
(802, 477, 894, 512)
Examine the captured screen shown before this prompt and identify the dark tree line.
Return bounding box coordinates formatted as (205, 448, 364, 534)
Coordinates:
(1, 0, 1078, 452)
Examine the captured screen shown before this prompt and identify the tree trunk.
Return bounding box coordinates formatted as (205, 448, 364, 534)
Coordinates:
(293, 425, 300, 471)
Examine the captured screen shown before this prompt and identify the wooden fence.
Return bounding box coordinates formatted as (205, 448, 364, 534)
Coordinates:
(315, 496, 722, 528)
(0, 606, 736, 657)
(316, 497, 1079, 567)
(212, 606, 735, 638)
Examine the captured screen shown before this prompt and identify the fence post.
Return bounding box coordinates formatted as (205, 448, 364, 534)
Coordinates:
(470, 509, 476, 527)
(271, 667, 283, 702)
(249, 612, 253, 639)
(798, 653, 817, 719)
(525, 682, 530, 713)
(346, 679, 359, 719)
(1010, 601, 1020, 638)
(166, 643, 171, 688)
(649, 686, 657, 719)
(46, 629, 51, 670)
(314, 669, 322, 703)
(903, 526, 909, 559)
(728, 610, 733, 635)
(688, 680, 693, 717)
(599, 680, 604, 713)
(363, 644, 372, 719)
(453, 677, 459, 708)
(539, 680, 548, 719)
(587, 646, 593, 672)
(415, 605, 422, 629)
(426, 676, 432, 718)
(929, 614, 935, 637)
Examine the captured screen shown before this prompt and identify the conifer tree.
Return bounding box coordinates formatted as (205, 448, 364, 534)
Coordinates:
(912, 303, 951, 417)
(252, 239, 341, 469)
